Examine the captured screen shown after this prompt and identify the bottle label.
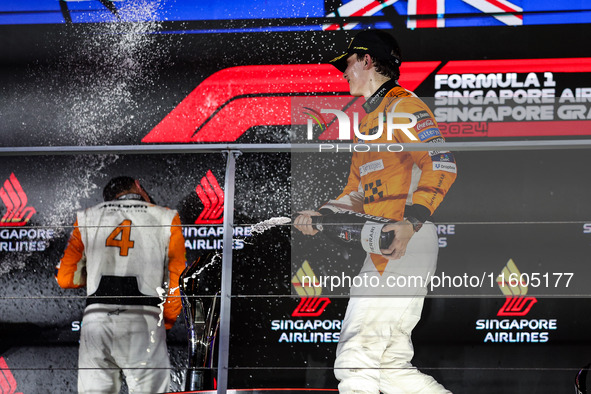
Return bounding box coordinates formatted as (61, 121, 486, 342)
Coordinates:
(360, 222, 385, 254)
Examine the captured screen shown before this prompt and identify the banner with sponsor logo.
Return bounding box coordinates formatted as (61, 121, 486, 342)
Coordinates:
(2, 60, 590, 146)
(143, 60, 591, 143)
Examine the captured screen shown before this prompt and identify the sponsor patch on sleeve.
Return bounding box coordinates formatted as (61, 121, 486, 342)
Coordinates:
(413, 110, 430, 121)
(433, 162, 457, 173)
(431, 152, 457, 173)
(418, 127, 442, 142)
(427, 137, 449, 156)
(415, 118, 435, 132)
(431, 152, 455, 162)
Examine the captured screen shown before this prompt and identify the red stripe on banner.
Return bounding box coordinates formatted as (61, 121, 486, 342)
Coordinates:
(292, 298, 310, 316)
(292, 297, 331, 317)
(511, 297, 526, 311)
(3, 181, 20, 222)
(308, 298, 320, 312)
(416, 0, 438, 28)
(142, 65, 348, 143)
(206, 171, 224, 220)
(400, 61, 441, 91)
(0, 357, 18, 394)
(9, 174, 26, 210)
(324, 0, 384, 30)
(506, 297, 517, 310)
(143, 62, 439, 143)
(0, 187, 15, 222)
(486, 0, 522, 19)
(497, 296, 538, 316)
(438, 58, 591, 75)
(519, 297, 537, 315)
(194, 170, 224, 224)
(488, 120, 591, 137)
(190, 96, 292, 142)
(350, 1, 382, 17)
(300, 299, 310, 310)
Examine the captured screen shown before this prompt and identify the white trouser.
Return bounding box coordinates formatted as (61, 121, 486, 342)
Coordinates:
(78, 304, 170, 394)
(334, 223, 451, 393)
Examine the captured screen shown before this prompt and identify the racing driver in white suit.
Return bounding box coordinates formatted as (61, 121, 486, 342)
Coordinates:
(56, 176, 186, 393)
(295, 30, 456, 393)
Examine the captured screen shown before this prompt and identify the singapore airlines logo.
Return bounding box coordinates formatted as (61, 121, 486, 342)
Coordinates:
(0, 173, 36, 227)
(496, 259, 537, 316)
(291, 261, 331, 317)
(194, 170, 224, 225)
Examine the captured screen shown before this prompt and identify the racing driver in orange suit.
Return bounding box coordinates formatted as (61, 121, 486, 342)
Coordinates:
(56, 176, 186, 393)
(295, 30, 456, 393)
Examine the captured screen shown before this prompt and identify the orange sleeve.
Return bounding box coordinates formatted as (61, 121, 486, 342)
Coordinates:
(55, 219, 87, 289)
(164, 213, 186, 329)
(337, 154, 361, 200)
(391, 99, 457, 215)
(324, 153, 365, 213)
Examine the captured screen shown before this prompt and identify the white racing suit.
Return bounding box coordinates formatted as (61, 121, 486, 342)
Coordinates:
(334, 223, 450, 393)
(56, 197, 186, 393)
(78, 304, 171, 393)
(326, 82, 456, 393)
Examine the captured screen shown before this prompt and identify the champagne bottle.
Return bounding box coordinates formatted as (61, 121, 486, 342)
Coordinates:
(311, 210, 395, 254)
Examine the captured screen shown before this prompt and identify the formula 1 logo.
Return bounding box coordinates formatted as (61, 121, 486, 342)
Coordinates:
(141, 63, 439, 143)
(0, 357, 22, 394)
(291, 261, 331, 317)
(194, 170, 224, 225)
(496, 259, 537, 316)
(142, 59, 591, 143)
(300, 98, 418, 142)
(0, 173, 36, 227)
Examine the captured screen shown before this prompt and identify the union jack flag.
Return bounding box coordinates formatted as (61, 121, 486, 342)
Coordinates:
(323, 0, 589, 30)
